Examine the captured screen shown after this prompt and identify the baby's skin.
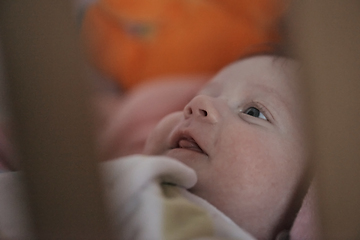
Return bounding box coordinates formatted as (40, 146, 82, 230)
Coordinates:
(144, 56, 308, 240)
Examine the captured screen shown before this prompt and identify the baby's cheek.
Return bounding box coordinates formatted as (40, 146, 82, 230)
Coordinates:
(229, 133, 285, 176)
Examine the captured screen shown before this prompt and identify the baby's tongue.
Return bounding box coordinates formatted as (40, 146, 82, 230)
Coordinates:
(179, 139, 203, 153)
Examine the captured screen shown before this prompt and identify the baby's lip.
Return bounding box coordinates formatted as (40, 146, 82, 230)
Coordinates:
(170, 130, 208, 155)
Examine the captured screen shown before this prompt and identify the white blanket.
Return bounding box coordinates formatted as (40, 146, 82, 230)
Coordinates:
(0, 155, 255, 240)
(102, 155, 255, 240)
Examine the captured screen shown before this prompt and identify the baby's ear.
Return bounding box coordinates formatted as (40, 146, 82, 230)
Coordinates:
(290, 183, 320, 240)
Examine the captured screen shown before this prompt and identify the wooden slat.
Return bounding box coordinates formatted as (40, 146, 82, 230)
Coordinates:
(0, 1, 113, 239)
(290, 0, 360, 239)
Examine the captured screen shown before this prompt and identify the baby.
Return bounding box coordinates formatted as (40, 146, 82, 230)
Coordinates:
(0, 55, 309, 240)
(143, 55, 309, 240)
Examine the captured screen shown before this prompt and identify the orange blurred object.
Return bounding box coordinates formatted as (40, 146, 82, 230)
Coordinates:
(81, 0, 286, 90)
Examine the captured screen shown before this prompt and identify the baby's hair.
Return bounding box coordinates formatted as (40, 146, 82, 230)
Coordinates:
(234, 45, 300, 94)
(237, 42, 292, 62)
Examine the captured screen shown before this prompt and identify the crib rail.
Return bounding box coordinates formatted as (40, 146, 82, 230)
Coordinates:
(291, 0, 360, 239)
(0, 1, 112, 239)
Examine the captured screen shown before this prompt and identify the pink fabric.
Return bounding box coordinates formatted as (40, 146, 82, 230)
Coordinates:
(98, 77, 207, 160)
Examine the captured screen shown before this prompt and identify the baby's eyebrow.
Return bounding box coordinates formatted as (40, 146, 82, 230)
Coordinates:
(249, 83, 291, 112)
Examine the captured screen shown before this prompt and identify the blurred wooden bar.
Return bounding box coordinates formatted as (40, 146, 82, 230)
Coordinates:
(0, 1, 112, 239)
(291, 0, 360, 239)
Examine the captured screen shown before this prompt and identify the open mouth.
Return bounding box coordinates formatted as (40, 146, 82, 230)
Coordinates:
(173, 136, 207, 155)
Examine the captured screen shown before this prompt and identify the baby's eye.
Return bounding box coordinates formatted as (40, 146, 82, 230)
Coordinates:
(244, 107, 267, 120)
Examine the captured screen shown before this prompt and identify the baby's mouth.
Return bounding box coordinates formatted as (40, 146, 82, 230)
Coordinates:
(175, 137, 207, 155)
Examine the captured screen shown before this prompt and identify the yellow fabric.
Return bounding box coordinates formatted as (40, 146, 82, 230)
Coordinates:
(161, 184, 214, 240)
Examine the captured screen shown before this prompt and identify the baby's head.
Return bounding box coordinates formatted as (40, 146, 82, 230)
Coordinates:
(144, 55, 308, 239)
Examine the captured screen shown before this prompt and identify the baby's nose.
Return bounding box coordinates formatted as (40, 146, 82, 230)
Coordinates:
(183, 95, 219, 123)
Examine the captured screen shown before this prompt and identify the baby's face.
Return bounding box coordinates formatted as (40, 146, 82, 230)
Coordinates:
(144, 56, 307, 239)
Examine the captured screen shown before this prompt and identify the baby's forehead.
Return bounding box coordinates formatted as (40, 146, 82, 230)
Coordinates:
(198, 56, 301, 114)
(209, 55, 298, 90)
